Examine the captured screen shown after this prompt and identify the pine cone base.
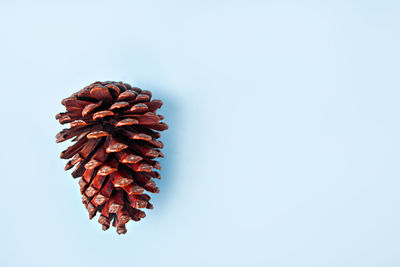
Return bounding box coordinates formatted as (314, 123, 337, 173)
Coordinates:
(56, 81, 167, 234)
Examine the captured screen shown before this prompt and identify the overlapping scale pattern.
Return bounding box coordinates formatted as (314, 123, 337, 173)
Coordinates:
(56, 81, 168, 234)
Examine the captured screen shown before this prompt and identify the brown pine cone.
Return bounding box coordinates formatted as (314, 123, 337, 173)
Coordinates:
(55, 81, 168, 234)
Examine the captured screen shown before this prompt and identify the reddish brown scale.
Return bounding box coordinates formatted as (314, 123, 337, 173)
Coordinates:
(82, 194, 89, 205)
(105, 84, 120, 98)
(56, 81, 167, 234)
(70, 120, 87, 127)
(63, 99, 93, 112)
(85, 185, 98, 197)
(90, 85, 112, 102)
(131, 172, 160, 193)
(60, 137, 87, 159)
(78, 178, 88, 193)
(85, 159, 102, 170)
(128, 194, 150, 209)
(125, 125, 161, 139)
(122, 114, 160, 125)
(124, 182, 145, 195)
(99, 203, 111, 230)
(106, 137, 128, 153)
(130, 103, 148, 113)
(110, 171, 132, 188)
(115, 118, 138, 127)
(110, 101, 130, 110)
(140, 90, 152, 97)
(148, 171, 161, 179)
(117, 90, 137, 101)
(98, 178, 114, 199)
(93, 110, 114, 120)
(98, 165, 118, 176)
(82, 168, 95, 183)
(80, 138, 102, 158)
(147, 122, 168, 131)
(82, 101, 102, 117)
(134, 94, 151, 103)
(92, 193, 107, 206)
(126, 141, 161, 158)
(92, 144, 108, 162)
(57, 127, 87, 144)
(91, 174, 107, 190)
(73, 89, 93, 100)
(87, 131, 108, 139)
(116, 150, 142, 164)
(64, 154, 83, 170)
(109, 190, 124, 213)
(117, 209, 131, 225)
(146, 100, 163, 112)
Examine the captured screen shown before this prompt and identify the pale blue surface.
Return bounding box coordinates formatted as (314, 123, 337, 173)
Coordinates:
(1, 1, 400, 266)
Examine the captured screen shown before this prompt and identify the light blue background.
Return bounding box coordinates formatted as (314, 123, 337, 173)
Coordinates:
(1, 1, 400, 266)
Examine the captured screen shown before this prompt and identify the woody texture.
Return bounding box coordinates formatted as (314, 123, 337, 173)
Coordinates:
(56, 81, 168, 234)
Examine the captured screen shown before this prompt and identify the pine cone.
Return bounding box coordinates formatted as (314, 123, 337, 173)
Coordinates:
(55, 81, 168, 234)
